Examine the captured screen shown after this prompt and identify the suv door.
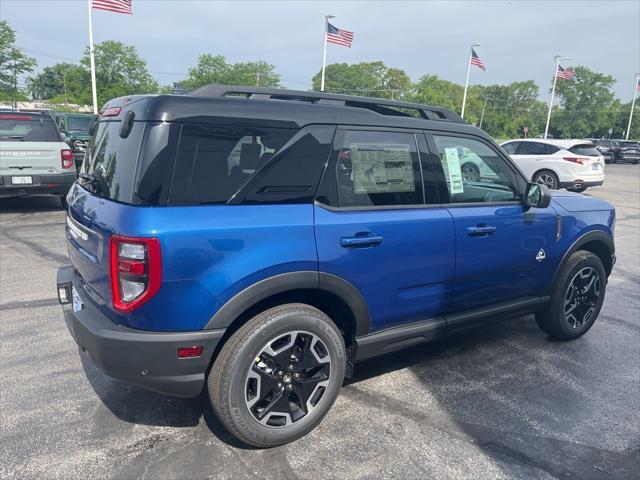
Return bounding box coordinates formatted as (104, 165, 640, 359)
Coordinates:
(314, 128, 454, 332)
(425, 133, 557, 314)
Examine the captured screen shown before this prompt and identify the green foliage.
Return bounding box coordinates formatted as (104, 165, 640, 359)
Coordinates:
(550, 66, 617, 138)
(181, 54, 280, 90)
(27, 63, 86, 100)
(80, 41, 159, 106)
(311, 61, 412, 99)
(0, 21, 36, 104)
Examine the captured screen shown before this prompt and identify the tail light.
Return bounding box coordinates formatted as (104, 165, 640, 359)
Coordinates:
(563, 156, 586, 165)
(110, 235, 161, 313)
(61, 149, 74, 169)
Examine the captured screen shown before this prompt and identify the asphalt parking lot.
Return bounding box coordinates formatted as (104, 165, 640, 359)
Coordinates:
(1, 165, 639, 480)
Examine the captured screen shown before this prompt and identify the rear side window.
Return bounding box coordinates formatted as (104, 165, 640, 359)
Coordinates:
(569, 144, 600, 156)
(81, 120, 144, 202)
(516, 142, 550, 155)
(501, 142, 519, 155)
(0, 114, 60, 142)
(331, 130, 424, 208)
(169, 125, 296, 205)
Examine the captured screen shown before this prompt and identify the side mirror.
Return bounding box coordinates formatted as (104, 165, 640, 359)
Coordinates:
(524, 182, 551, 209)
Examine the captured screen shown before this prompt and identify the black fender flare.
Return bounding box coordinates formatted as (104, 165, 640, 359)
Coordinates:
(550, 230, 615, 289)
(204, 271, 371, 336)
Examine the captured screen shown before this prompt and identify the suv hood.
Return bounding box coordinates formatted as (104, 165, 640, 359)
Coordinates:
(551, 190, 613, 212)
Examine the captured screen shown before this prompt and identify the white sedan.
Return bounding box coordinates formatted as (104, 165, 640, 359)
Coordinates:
(500, 139, 605, 192)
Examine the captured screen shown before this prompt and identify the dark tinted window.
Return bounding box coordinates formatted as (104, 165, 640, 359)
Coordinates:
(239, 125, 334, 204)
(333, 130, 423, 208)
(0, 114, 60, 142)
(135, 122, 180, 205)
(516, 141, 549, 155)
(66, 116, 92, 132)
(501, 142, 519, 155)
(569, 144, 600, 156)
(169, 124, 296, 205)
(80, 120, 144, 202)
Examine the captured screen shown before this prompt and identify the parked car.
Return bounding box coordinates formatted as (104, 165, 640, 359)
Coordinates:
(57, 87, 615, 447)
(592, 139, 620, 164)
(53, 112, 94, 169)
(618, 141, 640, 164)
(500, 139, 605, 192)
(0, 111, 76, 206)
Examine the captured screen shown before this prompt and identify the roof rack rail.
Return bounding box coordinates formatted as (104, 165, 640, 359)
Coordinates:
(190, 85, 465, 123)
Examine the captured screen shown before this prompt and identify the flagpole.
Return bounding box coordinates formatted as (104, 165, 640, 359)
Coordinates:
(625, 74, 639, 140)
(461, 43, 480, 119)
(88, 0, 98, 115)
(320, 15, 334, 92)
(544, 56, 562, 140)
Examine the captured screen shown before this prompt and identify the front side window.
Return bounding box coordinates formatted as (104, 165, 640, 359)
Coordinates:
(334, 130, 423, 208)
(432, 135, 520, 204)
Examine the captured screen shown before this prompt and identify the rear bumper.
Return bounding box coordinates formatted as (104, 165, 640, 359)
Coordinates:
(559, 179, 604, 190)
(56, 264, 224, 397)
(0, 172, 76, 198)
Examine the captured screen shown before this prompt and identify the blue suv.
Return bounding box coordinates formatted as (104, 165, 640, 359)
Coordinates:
(57, 86, 616, 447)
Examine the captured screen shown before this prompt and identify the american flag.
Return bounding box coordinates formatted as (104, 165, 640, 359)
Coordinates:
(326, 23, 354, 48)
(556, 65, 575, 80)
(92, 0, 132, 15)
(470, 48, 486, 71)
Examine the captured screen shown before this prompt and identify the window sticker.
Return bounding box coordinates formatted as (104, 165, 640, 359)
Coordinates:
(352, 143, 415, 194)
(444, 147, 464, 194)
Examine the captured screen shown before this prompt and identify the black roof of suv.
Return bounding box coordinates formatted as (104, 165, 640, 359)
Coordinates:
(101, 85, 481, 137)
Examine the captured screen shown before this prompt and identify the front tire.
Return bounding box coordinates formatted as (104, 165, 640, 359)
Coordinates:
(536, 251, 606, 340)
(208, 304, 346, 447)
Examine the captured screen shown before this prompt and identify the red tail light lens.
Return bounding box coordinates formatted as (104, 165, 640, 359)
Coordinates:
(61, 149, 74, 169)
(109, 235, 161, 312)
(562, 156, 585, 165)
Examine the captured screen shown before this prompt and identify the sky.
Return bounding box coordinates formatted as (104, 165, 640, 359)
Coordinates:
(2, 0, 639, 100)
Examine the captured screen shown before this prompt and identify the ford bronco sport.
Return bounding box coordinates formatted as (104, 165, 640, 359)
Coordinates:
(57, 86, 615, 447)
(1, 111, 76, 206)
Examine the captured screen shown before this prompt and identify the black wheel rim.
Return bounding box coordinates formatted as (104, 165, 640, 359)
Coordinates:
(536, 172, 557, 190)
(564, 267, 601, 329)
(245, 331, 331, 427)
(461, 164, 479, 182)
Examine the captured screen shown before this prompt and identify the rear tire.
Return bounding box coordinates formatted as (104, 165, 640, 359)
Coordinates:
(208, 304, 346, 447)
(533, 170, 559, 190)
(536, 251, 606, 340)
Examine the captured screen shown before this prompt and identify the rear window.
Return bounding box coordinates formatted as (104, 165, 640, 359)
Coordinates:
(569, 144, 600, 156)
(0, 114, 61, 142)
(169, 125, 296, 205)
(80, 120, 144, 202)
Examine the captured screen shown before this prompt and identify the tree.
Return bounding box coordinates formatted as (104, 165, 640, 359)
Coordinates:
(550, 66, 617, 139)
(181, 54, 280, 90)
(311, 62, 412, 99)
(0, 21, 36, 105)
(79, 40, 159, 106)
(27, 63, 87, 101)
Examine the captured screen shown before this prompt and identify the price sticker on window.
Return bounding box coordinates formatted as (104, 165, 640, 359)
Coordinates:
(444, 148, 464, 194)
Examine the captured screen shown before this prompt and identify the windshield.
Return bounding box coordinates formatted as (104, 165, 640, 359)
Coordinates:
(0, 114, 60, 142)
(66, 116, 92, 132)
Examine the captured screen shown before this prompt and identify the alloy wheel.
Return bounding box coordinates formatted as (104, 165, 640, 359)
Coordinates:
(461, 164, 480, 182)
(564, 267, 601, 329)
(535, 172, 557, 190)
(245, 331, 332, 427)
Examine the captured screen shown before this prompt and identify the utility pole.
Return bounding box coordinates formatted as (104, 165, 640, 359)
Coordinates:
(256, 71, 260, 87)
(479, 97, 488, 129)
(625, 73, 640, 140)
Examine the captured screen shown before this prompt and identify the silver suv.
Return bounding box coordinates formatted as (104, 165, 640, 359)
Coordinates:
(0, 111, 76, 207)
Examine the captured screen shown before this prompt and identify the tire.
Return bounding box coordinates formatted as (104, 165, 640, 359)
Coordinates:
(571, 186, 587, 193)
(535, 251, 606, 340)
(208, 303, 346, 447)
(533, 170, 559, 190)
(461, 162, 480, 182)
